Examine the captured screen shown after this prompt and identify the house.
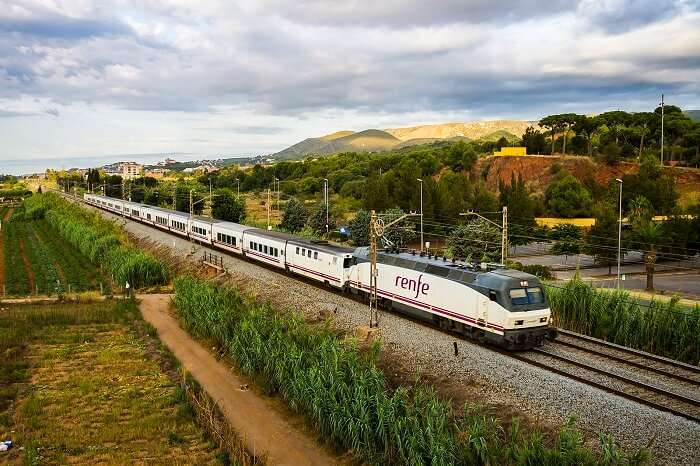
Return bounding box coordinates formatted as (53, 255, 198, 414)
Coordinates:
(121, 162, 143, 180)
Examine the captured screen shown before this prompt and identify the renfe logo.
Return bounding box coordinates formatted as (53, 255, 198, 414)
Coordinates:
(395, 274, 430, 298)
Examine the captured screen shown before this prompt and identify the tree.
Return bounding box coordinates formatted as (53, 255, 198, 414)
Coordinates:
(446, 140, 478, 171)
(548, 224, 582, 260)
(212, 188, 246, 222)
(499, 173, 536, 252)
(539, 115, 564, 155)
(348, 209, 371, 246)
(601, 142, 621, 165)
(621, 152, 677, 214)
(104, 175, 123, 198)
(628, 196, 664, 291)
(585, 202, 620, 274)
(86, 168, 101, 192)
(544, 173, 593, 217)
(307, 202, 336, 235)
(175, 184, 205, 214)
(573, 116, 602, 156)
(381, 208, 416, 248)
(281, 197, 307, 233)
(447, 218, 501, 263)
(521, 126, 547, 154)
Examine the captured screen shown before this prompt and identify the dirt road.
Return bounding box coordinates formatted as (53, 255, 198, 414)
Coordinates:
(138, 294, 342, 466)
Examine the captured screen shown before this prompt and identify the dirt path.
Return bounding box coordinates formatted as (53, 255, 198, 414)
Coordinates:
(138, 294, 343, 466)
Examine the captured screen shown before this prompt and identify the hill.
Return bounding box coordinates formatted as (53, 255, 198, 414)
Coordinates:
(384, 120, 531, 141)
(686, 110, 700, 122)
(271, 120, 531, 159)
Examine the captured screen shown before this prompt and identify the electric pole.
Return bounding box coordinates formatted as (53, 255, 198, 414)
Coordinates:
(189, 189, 193, 218)
(368, 210, 420, 328)
(267, 188, 271, 229)
(501, 206, 508, 265)
(369, 210, 379, 328)
(660, 93, 665, 165)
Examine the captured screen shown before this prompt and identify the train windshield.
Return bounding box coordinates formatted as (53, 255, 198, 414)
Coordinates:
(509, 287, 544, 305)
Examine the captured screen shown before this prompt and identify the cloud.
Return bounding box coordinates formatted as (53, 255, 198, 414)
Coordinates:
(0, 0, 698, 161)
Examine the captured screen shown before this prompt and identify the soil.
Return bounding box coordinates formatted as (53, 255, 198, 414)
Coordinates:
(476, 155, 700, 197)
(137, 294, 346, 466)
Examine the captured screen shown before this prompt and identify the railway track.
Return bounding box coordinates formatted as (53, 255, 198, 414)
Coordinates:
(499, 331, 700, 423)
(71, 193, 700, 424)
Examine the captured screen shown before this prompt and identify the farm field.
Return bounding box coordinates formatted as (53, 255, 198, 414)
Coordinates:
(0, 300, 225, 464)
(1, 207, 107, 296)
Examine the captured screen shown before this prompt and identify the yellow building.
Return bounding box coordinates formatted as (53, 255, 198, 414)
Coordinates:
(494, 147, 527, 157)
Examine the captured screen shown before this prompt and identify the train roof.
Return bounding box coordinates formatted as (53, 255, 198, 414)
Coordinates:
(351, 248, 539, 289)
(190, 215, 222, 225)
(247, 229, 354, 255)
(213, 221, 253, 233)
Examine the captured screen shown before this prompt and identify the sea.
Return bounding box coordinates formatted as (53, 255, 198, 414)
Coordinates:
(1, 153, 198, 176)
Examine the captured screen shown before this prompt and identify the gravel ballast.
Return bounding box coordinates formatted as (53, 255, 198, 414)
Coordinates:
(89, 204, 700, 465)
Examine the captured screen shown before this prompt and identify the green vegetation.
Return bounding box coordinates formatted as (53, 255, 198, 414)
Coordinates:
(212, 188, 247, 222)
(546, 279, 700, 364)
(19, 193, 168, 289)
(0, 300, 224, 464)
(173, 276, 648, 465)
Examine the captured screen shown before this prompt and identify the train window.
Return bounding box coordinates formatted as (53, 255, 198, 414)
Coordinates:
(314, 252, 318, 260)
(264, 245, 268, 254)
(526, 287, 544, 304)
(509, 289, 529, 305)
(343, 257, 351, 268)
(296, 247, 300, 255)
(509, 287, 544, 305)
(489, 290, 497, 302)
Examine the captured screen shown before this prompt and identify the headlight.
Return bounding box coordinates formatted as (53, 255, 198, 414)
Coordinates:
(540, 317, 548, 323)
(514, 320, 524, 326)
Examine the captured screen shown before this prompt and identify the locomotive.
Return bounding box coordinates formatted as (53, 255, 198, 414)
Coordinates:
(84, 193, 555, 349)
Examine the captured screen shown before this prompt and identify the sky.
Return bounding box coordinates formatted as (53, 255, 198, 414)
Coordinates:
(1, 0, 699, 163)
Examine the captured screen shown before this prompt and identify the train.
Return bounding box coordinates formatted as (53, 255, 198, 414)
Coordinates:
(83, 193, 556, 349)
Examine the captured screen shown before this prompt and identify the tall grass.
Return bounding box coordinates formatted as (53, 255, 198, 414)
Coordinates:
(546, 279, 700, 364)
(19, 193, 168, 289)
(173, 276, 648, 465)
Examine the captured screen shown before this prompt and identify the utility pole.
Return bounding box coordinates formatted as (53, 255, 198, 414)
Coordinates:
(660, 93, 665, 165)
(324, 178, 329, 235)
(368, 210, 419, 327)
(369, 210, 379, 328)
(127, 181, 131, 202)
(501, 206, 508, 264)
(236, 178, 240, 199)
(209, 178, 213, 217)
(267, 188, 271, 230)
(616, 178, 623, 290)
(102, 182, 105, 195)
(417, 178, 423, 252)
(189, 189, 193, 218)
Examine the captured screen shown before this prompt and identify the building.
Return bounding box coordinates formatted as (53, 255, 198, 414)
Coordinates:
(144, 168, 170, 179)
(121, 162, 143, 180)
(494, 147, 527, 157)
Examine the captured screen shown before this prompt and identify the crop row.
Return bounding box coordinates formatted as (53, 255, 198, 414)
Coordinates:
(173, 276, 648, 466)
(19, 193, 168, 289)
(2, 216, 31, 295)
(546, 279, 700, 364)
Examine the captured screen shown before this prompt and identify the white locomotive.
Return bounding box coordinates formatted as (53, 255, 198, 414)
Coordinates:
(84, 193, 555, 349)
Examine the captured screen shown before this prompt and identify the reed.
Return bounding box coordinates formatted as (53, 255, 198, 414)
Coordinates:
(545, 279, 700, 364)
(20, 193, 168, 289)
(173, 276, 648, 465)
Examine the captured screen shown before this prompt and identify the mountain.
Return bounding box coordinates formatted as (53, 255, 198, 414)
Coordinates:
(384, 120, 531, 141)
(686, 110, 700, 122)
(270, 120, 531, 160)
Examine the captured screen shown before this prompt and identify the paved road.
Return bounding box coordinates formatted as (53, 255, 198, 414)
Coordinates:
(588, 272, 700, 300)
(138, 294, 342, 466)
